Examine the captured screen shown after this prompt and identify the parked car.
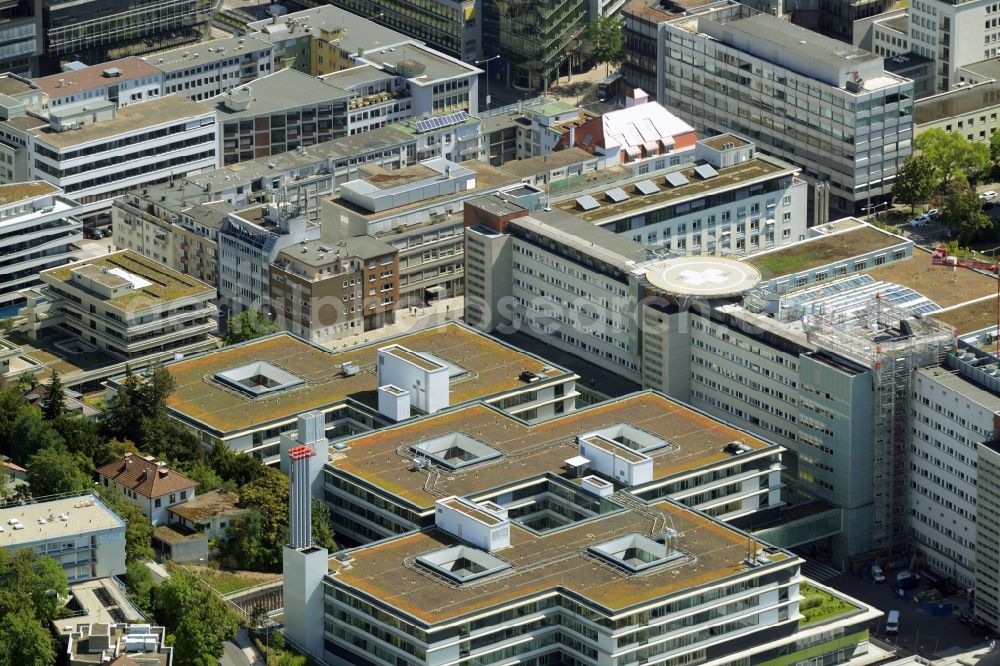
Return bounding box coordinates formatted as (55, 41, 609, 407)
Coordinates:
(981, 191, 997, 201)
(871, 563, 886, 583)
(886, 610, 900, 635)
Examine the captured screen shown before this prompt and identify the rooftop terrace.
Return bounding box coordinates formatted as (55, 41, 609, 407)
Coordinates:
(553, 155, 792, 224)
(0, 181, 57, 205)
(330, 497, 789, 624)
(330, 392, 776, 509)
(163, 323, 559, 434)
(44, 251, 214, 312)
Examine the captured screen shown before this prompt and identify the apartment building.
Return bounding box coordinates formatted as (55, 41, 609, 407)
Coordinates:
(26, 250, 217, 361)
(270, 233, 399, 341)
(40, 0, 213, 72)
(0, 495, 125, 582)
(548, 135, 808, 256)
(34, 57, 163, 111)
(642, 2, 914, 218)
(218, 202, 320, 316)
(96, 453, 197, 525)
(0, 181, 83, 313)
(204, 68, 351, 165)
(154, 35, 274, 102)
(155, 323, 578, 460)
(4, 94, 218, 205)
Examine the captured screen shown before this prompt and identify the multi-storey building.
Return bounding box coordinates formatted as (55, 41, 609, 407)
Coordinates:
(977, 437, 1000, 631)
(203, 68, 351, 165)
(270, 232, 399, 341)
(96, 453, 197, 525)
(2, 94, 218, 205)
(40, 0, 213, 73)
(0, 0, 42, 76)
(25, 250, 217, 361)
(319, 0, 481, 63)
(153, 35, 275, 102)
(154, 323, 579, 461)
(0, 181, 83, 313)
(908, 0, 1000, 93)
(0, 494, 125, 583)
(638, 2, 914, 218)
(217, 202, 320, 316)
(67, 622, 172, 666)
(548, 135, 808, 255)
(34, 57, 163, 111)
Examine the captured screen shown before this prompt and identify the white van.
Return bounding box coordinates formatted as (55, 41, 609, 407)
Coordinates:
(886, 610, 900, 635)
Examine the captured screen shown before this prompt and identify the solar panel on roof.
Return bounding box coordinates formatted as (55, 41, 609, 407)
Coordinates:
(605, 187, 630, 203)
(664, 172, 689, 187)
(413, 110, 470, 135)
(694, 164, 719, 179)
(635, 179, 659, 195)
(576, 195, 600, 211)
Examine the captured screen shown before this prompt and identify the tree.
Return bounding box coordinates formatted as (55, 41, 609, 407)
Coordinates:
(940, 180, 994, 244)
(125, 560, 155, 614)
(41, 370, 65, 420)
(312, 498, 337, 552)
(0, 609, 56, 666)
(98, 487, 155, 563)
(8, 408, 64, 466)
(584, 14, 624, 76)
(223, 308, 279, 346)
(103, 364, 178, 450)
(0, 386, 31, 449)
(55, 414, 114, 467)
(893, 155, 937, 213)
(25, 446, 91, 497)
(991, 129, 1000, 167)
(0, 547, 68, 625)
(152, 572, 237, 666)
(208, 442, 265, 487)
(915, 128, 991, 185)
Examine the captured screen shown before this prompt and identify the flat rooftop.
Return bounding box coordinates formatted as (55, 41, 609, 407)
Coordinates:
(359, 42, 479, 83)
(915, 82, 1000, 125)
(247, 5, 412, 56)
(34, 57, 162, 98)
(500, 147, 598, 179)
(930, 296, 999, 334)
(31, 95, 212, 149)
(0, 495, 123, 546)
(747, 224, 906, 278)
(553, 155, 793, 223)
(918, 365, 1000, 412)
(163, 323, 560, 434)
(3, 330, 118, 378)
(0, 181, 57, 205)
(0, 75, 37, 97)
(330, 497, 789, 624)
(867, 248, 998, 309)
(45, 250, 214, 312)
(151, 35, 272, 73)
(203, 69, 351, 119)
(331, 392, 777, 509)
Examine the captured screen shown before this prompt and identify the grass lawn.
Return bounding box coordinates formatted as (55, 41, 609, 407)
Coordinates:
(168, 561, 280, 595)
(800, 583, 857, 626)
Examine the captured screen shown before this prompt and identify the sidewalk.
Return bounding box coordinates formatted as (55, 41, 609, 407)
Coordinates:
(320, 296, 464, 352)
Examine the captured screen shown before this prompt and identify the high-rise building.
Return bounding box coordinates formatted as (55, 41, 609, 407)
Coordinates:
(625, 1, 914, 218)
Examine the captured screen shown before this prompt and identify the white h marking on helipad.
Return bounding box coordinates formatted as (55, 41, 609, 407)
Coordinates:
(677, 267, 728, 286)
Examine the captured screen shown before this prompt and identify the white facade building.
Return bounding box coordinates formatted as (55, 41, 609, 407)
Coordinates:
(0, 495, 126, 582)
(909, 0, 1000, 92)
(96, 454, 198, 526)
(155, 35, 274, 102)
(377, 345, 450, 414)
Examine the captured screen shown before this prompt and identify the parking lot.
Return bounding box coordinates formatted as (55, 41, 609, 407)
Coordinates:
(826, 570, 985, 658)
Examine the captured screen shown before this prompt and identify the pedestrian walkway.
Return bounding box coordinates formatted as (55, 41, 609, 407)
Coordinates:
(801, 559, 842, 582)
(320, 296, 464, 352)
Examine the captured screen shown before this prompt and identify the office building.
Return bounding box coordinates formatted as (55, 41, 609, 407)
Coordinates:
(203, 68, 351, 165)
(41, 0, 213, 73)
(33, 57, 163, 111)
(635, 2, 914, 218)
(0, 181, 83, 314)
(2, 94, 218, 205)
(154, 35, 275, 102)
(915, 75, 1000, 144)
(96, 453, 197, 525)
(67, 622, 173, 666)
(218, 202, 321, 316)
(0, 494, 125, 583)
(907, 0, 1000, 92)
(155, 323, 578, 461)
(270, 232, 399, 341)
(320, 0, 481, 63)
(23, 250, 217, 362)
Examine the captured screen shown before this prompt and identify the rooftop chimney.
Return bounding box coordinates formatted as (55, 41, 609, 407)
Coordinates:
(288, 445, 315, 549)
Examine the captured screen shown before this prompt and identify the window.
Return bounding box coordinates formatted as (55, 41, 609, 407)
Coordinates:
(169, 493, 177, 504)
(181, 490, 188, 500)
(155, 498, 162, 508)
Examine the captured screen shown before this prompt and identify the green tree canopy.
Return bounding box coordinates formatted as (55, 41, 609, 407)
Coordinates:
(893, 154, 937, 213)
(98, 487, 155, 563)
(152, 572, 237, 666)
(584, 14, 624, 76)
(0, 609, 56, 666)
(916, 128, 991, 185)
(25, 446, 92, 497)
(222, 308, 279, 346)
(41, 370, 65, 421)
(940, 180, 994, 244)
(9, 408, 65, 466)
(991, 129, 1000, 166)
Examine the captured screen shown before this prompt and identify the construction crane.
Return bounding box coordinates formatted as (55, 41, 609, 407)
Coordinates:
(931, 247, 1000, 356)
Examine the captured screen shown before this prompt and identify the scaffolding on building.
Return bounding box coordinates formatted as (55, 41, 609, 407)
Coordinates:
(802, 293, 954, 553)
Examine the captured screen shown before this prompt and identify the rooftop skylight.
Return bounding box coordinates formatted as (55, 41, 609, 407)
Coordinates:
(213, 361, 305, 397)
(416, 545, 511, 583)
(588, 533, 686, 573)
(411, 433, 502, 470)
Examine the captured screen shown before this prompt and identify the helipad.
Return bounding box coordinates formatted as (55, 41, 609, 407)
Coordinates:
(644, 256, 761, 297)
